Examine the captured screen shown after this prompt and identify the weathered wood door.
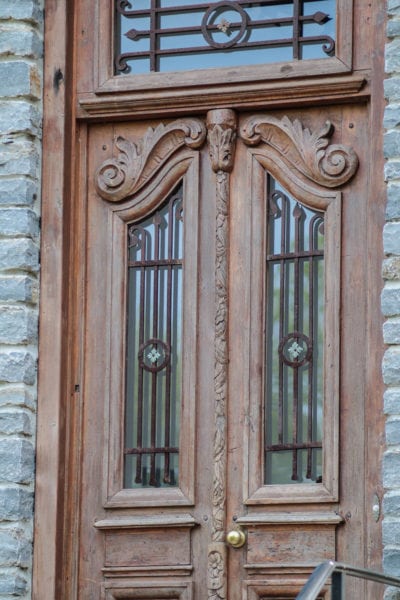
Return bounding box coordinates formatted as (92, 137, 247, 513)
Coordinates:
(34, 1, 385, 599)
(71, 104, 377, 599)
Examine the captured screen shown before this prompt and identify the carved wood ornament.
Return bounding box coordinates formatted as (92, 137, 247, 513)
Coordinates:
(94, 119, 206, 202)
(206, 109, 237, 600)
(241, 115, 359, 188)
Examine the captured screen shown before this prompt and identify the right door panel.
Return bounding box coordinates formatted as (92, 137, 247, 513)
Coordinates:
(225, 105, 369, 599)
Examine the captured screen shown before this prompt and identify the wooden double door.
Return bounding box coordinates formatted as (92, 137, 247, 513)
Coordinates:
(64, 102, 381, 599)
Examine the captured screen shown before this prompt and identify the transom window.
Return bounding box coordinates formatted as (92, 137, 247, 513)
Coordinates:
(115, 0, 336, 74)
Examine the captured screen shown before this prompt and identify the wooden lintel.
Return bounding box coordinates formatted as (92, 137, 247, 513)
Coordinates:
(77, 74, 368, 121)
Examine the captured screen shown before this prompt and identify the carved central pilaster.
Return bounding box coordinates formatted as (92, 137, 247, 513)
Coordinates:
(206, 109, 237, 600)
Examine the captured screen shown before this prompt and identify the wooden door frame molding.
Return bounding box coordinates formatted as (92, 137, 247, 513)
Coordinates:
(33, 1, 75, 598)
(33, 1, 386, 598)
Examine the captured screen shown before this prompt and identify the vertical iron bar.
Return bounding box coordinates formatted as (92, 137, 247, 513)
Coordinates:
(265, 263, 274, 478)
(150, 0, 157, 71)
(283, 196, 292, 449)
(265, 184, 277, 481)
(135, 229, 147, 484)
(150, 213, 160, 485)
(299, 213, 305, 472)
(292, 204, 302, 480)
(278, 192, 287, 445)
(293, 0, 301, 59)
(332, 572, 344, 600)
(163, 194, 175, 483)
(306, 216, 315, 479)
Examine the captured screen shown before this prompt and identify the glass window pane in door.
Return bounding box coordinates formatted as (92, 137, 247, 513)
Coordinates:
(264, 177, 324, 485)
(124, 184, 183, 488)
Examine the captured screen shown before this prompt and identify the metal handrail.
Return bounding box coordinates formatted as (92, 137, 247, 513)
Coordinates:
(296, 560, 400, 599)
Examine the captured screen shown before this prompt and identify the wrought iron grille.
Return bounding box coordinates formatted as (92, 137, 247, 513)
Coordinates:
(124, 184, 183, 488)
(265, 178, 324, 484)
(115, 0, 336, 74)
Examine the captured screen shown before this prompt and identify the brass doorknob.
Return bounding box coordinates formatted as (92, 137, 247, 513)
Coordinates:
(226, 528, 246, 548)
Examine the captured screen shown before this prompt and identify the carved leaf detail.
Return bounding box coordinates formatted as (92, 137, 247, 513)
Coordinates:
(206, 109, 237, 600)
(208, 125, 237, 173)
(211, 169, 229, 550)
(207, 543, 227, 600)
(241, 115, 359, 187)
(95, 119, 206, 202)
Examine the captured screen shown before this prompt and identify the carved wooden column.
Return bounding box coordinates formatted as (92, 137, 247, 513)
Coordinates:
(206, 109, 237, 600)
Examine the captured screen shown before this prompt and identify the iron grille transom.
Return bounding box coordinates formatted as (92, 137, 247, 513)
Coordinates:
(115, 0, 336, 74)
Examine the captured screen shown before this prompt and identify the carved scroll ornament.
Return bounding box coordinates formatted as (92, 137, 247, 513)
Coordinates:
(95, 119, 206, 202)
(241, 115, 359, 188)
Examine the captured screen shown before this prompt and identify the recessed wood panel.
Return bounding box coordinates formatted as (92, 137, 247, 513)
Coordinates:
(245, 579, 328, 600)
(105, 529, 191, 568)
(246, 525, 335, 566)
(102, 580, 193, 599)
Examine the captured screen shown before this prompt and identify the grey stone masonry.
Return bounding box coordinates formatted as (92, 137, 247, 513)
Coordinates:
(0, 1, 42, 598)
(384, 1, 400, 589)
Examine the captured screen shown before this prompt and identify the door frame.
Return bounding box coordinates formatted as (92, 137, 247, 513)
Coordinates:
(33, 1, 386, 598)
(32, 1, 73, 598)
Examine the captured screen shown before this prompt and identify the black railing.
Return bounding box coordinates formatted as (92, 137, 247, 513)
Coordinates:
(296, 560, 400, 599)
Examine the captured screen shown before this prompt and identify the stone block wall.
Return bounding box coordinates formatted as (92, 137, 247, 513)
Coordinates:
(383, 0, 400, 592)
(0, 0, 399, 598)
(0, 1, 42, 598)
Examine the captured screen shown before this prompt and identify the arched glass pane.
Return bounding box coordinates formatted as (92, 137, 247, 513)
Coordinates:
(124, 184, 183, 488)
(115, 0, 336, 74)
(264, 176, 324, 485)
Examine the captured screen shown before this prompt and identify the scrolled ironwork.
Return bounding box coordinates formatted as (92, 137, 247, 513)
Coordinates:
(116, 0, 132, 13)
(278, 332, 313, 368)
(138, 338, 171, 373)
(201, 2, 249, 49)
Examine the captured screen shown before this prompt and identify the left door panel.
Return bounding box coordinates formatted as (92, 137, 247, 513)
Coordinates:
(77, 119, 208, 597)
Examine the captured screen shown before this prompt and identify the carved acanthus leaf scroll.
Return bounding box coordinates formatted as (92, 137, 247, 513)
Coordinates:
(241, 115, 358, 188)
(206, 109, 237, 600)
(95, 119, 206, 202)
